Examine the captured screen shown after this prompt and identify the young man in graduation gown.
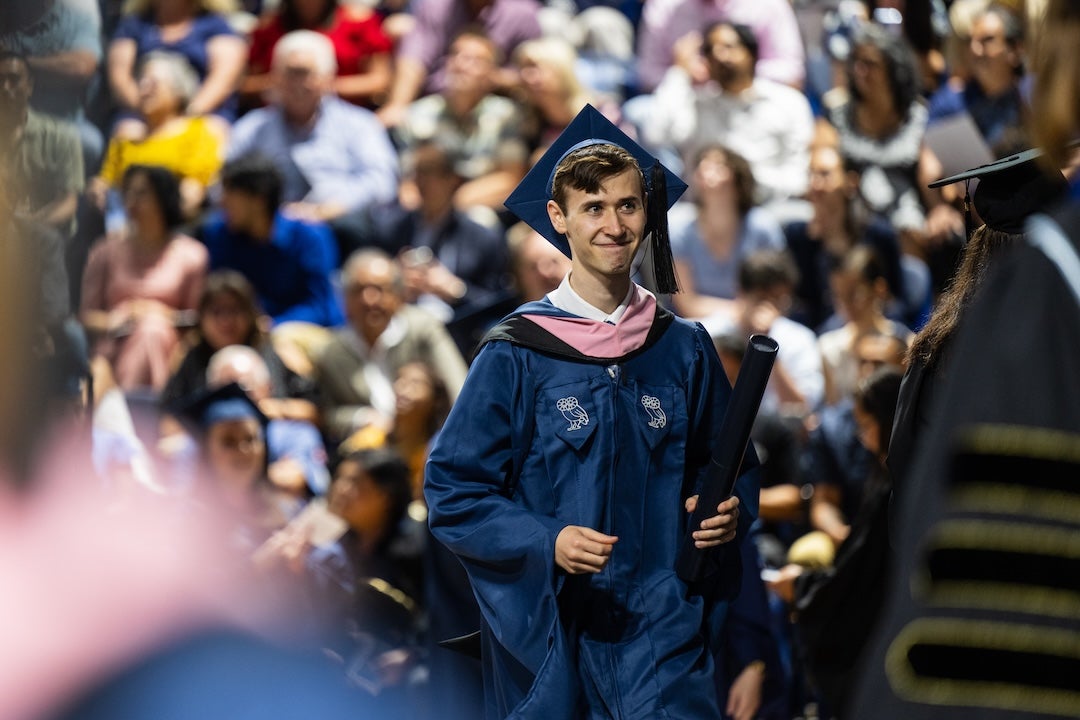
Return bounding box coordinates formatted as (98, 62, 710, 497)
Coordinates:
(424, 105, 759, 719)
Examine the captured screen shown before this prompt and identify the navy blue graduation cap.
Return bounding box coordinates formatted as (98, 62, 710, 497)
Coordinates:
(929, 147, 1067, 235)
(504, 104, 688, 293)
(168, 382, 269, 438)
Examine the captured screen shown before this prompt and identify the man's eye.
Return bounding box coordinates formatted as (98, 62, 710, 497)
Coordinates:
(621, 201, 640, 211)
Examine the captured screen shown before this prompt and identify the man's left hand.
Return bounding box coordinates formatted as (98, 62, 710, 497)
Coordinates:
(684, 495, 740, 548)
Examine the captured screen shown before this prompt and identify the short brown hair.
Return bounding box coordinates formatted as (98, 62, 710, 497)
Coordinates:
(549, 144, 644, 211)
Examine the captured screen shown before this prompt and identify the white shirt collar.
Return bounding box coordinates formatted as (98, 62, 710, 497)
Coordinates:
(344, 312, 408, 357)
(547, 273, 635, 323)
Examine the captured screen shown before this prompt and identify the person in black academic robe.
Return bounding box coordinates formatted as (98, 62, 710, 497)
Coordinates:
(849, 52, 1080, 714)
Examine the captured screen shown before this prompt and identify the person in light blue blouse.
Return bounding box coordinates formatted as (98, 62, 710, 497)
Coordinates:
(669, 144, 785, 319)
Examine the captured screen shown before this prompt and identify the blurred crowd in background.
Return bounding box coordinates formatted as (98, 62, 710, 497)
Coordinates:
(0, 0, 1070, 718)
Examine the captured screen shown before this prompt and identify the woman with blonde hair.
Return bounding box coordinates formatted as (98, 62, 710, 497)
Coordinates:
(512, 37, 594, 152)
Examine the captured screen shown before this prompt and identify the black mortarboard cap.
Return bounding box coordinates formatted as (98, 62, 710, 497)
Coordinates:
(504, 104, 687, 293)
(928, 147, 1068, 235)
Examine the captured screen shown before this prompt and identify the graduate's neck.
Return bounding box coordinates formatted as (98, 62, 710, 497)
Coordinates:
(568, 270, 631, 315)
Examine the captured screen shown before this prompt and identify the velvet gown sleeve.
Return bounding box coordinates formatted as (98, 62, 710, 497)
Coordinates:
(424, 340, 579, 718)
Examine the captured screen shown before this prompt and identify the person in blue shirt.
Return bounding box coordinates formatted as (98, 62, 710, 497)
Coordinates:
(927, 3, 1027, 154)
(201, 153, 344, 328)
(425, 105, 758, 719)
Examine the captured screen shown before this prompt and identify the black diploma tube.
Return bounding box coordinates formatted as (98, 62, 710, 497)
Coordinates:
(676, 333, 778, 584)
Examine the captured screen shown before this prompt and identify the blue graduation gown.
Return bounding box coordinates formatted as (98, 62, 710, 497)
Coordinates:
(425, 299, 759, 719)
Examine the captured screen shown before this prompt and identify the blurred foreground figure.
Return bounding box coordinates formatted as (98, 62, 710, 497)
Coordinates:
(0, 233, 375, 719)
(0, 434, 377, 720)
(850, 2, 1080, 717)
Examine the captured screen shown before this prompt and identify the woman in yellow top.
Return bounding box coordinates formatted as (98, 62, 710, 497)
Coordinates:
(90, 50, 224, 221)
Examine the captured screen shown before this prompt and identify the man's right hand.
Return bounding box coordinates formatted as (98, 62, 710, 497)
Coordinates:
(555, 526, 618, 574)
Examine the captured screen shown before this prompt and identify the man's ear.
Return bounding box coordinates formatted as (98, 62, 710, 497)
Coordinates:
(547, 199, 567, 235)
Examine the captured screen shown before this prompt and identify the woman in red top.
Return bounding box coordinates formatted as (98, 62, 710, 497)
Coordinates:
(242, 0, 392, 108)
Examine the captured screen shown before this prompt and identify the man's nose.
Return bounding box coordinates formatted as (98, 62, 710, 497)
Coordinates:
(600, 208, 624, 236)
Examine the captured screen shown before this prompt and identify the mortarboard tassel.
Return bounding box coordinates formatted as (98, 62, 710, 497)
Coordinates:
(649, 162, 680, 294)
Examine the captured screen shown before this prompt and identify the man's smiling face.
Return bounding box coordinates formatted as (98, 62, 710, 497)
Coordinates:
(546, 168, 646, 290)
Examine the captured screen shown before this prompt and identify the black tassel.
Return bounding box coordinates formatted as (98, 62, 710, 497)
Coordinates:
(648, 162, 680, 294)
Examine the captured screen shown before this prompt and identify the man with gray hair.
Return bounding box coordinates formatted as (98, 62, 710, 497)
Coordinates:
(313, 248, 467, 446)
(226, 30, 398, 225)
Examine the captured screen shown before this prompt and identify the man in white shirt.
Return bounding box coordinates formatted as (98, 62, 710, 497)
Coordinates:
(642, 21, 814, 203)
(636, 0, 805, 92)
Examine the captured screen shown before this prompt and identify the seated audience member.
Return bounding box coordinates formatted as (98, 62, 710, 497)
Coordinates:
(313, 249, 467, 446)
(306, 448, 425, 701)
(161, 270, 317, 409)
(505, 221, 571, 302)
(107, 0, 247, 139)
(928, 3, 1028, 152)
(825, 23, 964, 262)
(91, 51, 224, 222)
(643, 21, 813, 202)
(635, 0, 805, 92)
(767, 367, 904, 714)
(801, 334, 906, 552)
(172, 382, 291, 545)
(670, 144, 786, 319)
(512, 37, 599, 153)
(702, 249, 825, 418)
(227, 30, 398, 224)
(244, 0, 391, 109)
(80, 164, 208, 393)
(340, 360, 451, 503)
(376, 0, 542, 128)
(818, 247, 913, 406)
(784, 144, 918, 331)
(0, 156, 77, 415)
(555, 6, 637, 106)
(373, 141, 512, 326)
(0, 1, 104, 172)
(393, 29, 528, 214)
(0, 51, 83, 240)
(201, 154, 344, 328)
(207, 344, 329, 504)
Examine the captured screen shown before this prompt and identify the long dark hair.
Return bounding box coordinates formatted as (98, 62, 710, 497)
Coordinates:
(122, 164, 184, 230)
(197, 270, 266, 348)
(848, 23, 921, 119)
(692, 144, 758, 217)
(339, 447, 413, 547)
(855, 366, 904, 455)
(908, 225, 1020, 369)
